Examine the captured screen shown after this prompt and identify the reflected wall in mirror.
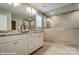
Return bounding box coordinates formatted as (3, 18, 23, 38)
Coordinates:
(23, 17, 36, 29)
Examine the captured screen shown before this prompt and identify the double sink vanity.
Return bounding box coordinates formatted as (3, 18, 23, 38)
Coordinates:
(0, 30, 44, 55)
(0, 6, 44, 54)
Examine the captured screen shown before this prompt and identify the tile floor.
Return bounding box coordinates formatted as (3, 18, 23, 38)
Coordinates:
(32, 41, 79, 55)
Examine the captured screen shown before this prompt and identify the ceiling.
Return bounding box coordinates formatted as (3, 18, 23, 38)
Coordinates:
(28, 3, 71, 12)
(0, 3, 78, 17)
(28, 3, 72, 16)
(0, 3, 35, 19)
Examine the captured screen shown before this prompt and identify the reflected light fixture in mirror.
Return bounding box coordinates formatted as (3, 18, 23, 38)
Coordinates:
(13, 3, 21, 7)
(47, 18, 53, 23)
(47, 18, 50, 22)
(32, 8, 36, 14)
(8, 3, 20, 7)
(26, 7, 32, 14)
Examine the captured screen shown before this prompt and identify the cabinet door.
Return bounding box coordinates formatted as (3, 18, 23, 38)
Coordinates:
(0, 39, 28, 55)
(28, 33, 44, 54)
(0, 34, 27, 43)
(36, 33, 44, 47)
(14, 39, 28, 55)
(28, 34, 37, 54)
(0, 41, 18, 55)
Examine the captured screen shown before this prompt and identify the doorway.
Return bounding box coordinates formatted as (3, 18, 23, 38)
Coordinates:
(12, 21, 16, 30)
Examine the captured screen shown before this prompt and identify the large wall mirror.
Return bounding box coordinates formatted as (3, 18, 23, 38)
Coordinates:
(0, 15, 8, 32)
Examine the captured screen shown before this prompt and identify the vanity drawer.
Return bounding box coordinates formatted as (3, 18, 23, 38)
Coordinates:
(0, 34, 27, 44)
(0, 39, 28, 55)
(6, 34, 27, 40)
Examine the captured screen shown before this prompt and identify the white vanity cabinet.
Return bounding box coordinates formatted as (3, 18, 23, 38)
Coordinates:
(0, 39, 26, 55)
(28, 33, 38, 54)
(0, 34, 28, 55)
(35, 33, 44, 48)
(0, 32, 44, 55)
(28, 32, 44, 54)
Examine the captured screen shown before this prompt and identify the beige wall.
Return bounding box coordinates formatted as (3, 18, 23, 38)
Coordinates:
(43, 16, 47, 28)
(44, 10, 79, 46)
(24, 20, 35, 29)
(44, 28, 79, 46)
(49, 10, 79, 28)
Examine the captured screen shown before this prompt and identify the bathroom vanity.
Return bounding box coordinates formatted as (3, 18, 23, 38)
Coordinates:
(0, 31, 44, 55)
(0, 5, 44, 55)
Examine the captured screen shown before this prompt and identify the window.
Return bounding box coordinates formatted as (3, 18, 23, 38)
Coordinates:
(36, 13, 42, 28)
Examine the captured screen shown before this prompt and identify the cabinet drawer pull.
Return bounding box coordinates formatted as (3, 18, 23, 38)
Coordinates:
(14, 42, 19, 44)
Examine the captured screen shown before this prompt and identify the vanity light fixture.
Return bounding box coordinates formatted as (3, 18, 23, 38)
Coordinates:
(26, 6, 37, 15)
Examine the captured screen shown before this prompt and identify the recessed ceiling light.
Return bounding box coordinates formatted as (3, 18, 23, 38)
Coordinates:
(42, 5, 46, 8)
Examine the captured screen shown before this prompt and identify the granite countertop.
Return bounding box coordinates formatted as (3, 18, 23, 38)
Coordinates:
(0, 30, 43, 37)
